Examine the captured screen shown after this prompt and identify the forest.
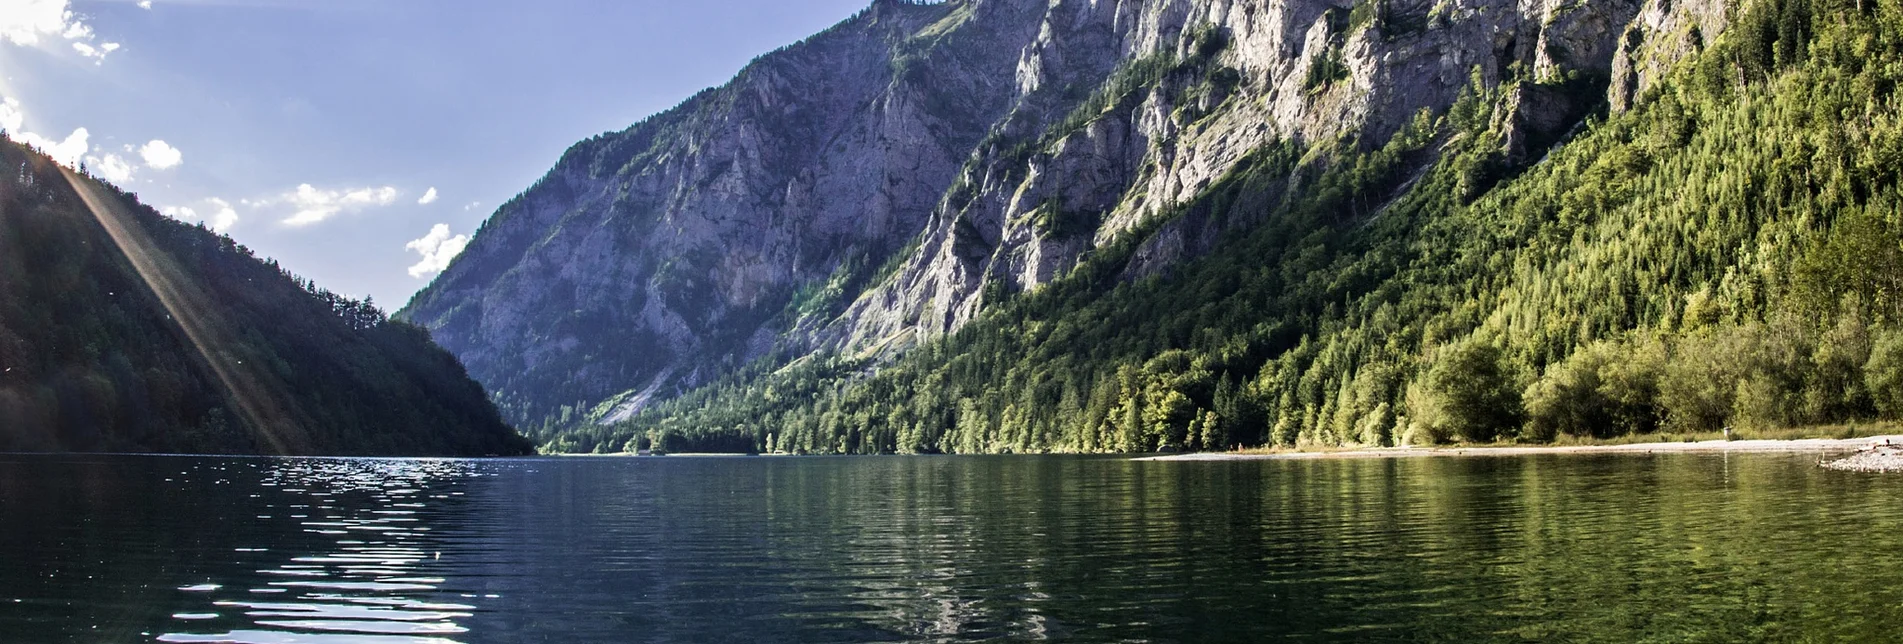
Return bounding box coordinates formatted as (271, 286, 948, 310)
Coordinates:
(546, 0, 1903, 455)
(0, 138, 533, 456)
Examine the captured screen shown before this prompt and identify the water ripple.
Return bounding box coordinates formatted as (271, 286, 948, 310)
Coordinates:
(7, 453, 1903, 642)
(153, 458, 484, 644)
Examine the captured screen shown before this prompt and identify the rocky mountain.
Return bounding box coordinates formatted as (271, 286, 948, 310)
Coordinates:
(829, 0, 1714, 345)
(402, 0, 1038, 426)
(404, 0, 1726, 436)
(0, 138, 533, 457)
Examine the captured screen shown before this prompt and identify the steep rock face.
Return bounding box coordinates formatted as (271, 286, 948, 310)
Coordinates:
(1609, 0, 1732, 112)
(829, 0, 1672, 353)
(401, 0, 1043, 423)
(407, 0, 1730, 427)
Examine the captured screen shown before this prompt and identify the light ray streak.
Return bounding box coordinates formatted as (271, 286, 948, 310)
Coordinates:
(56, 165, 310, 454)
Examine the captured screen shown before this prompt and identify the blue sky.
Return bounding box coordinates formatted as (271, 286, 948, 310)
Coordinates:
(0, 0, 871, 308)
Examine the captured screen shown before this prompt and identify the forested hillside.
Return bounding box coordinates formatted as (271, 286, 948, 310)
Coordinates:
(0, 139, 533, 456)
(555, 0, 1903, 454)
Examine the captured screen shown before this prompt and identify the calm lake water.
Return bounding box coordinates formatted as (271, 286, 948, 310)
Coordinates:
(1, 452, 1899, 643)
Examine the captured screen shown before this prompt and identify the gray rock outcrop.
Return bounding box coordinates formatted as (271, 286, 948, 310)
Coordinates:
(400, 0, 1733, 426)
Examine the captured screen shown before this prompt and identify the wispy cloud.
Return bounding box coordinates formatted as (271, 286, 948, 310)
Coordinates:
(405, 223, 468, 278)
(71, 41, 119, 61)
(280, 183, 399, 227)
(161, 197, 240, 233)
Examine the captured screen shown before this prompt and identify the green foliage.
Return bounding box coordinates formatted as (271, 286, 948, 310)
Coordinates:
(1304, 46, 1352, 93)
(1305, 10, 1354, 93)
(1866, 329, 1903, 418)
(0, 139, 532, 456)
(1370, 0, 1431, 39)
(1041, 24, 1242, 148)
(1523, 337, 1666, 440)
(1193, 25, 1232, 59)
(546, 0, 1903, 454)
(406, 0, 995, 431)
(1029, 198, 1100, 238)
(1043, 53, 1181, 146)
(1348, 0, 1378, 34)
(573, 101, 1440, 454)
(788, 252, 873, 320)
(1410, 341, 1524, 443)
(1518, 324, 1878, 438)
(1794, 210, 1903, 323)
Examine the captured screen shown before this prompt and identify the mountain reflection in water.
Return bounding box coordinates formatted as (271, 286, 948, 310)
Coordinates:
(3, 452, 1902, 643)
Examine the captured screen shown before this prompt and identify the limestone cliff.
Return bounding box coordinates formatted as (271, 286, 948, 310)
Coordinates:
(401, 0, 1728, 427)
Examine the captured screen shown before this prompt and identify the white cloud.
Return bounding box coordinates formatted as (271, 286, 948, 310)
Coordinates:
(405, 223, 469, 278)
(417, 186, 438, 205)
(204, 198, 239, 231)
(20, 126, 88, 167)
(281, 183, 400, 226)
(1, 0, 116, 62)
(462, 201, 481, 211)
(137, 0, 151, 9)
(0, 97, 22, 134)
(161, 197, 239, 233)
(87, 152, 135, 183)
(58, 15, 88, 40)
(1, 97, 88, 167)
(72, 40, 116, 61)
(139, 139, 181, 169)
(0, 0, 79, 46)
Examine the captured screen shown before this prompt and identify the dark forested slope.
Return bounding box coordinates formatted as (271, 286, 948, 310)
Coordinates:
(0, 139, 532, 456)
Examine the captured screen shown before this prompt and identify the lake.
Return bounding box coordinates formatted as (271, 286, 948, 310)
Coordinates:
(1, 452, 1899, 642)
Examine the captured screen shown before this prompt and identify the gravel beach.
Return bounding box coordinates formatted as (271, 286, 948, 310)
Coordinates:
(1139, 436, 1903, 463)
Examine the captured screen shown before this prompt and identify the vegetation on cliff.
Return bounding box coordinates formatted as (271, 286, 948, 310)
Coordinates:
(547, 0, 1903, 454)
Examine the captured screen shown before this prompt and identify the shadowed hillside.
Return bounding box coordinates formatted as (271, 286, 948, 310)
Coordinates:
(0, 138, 532, 456)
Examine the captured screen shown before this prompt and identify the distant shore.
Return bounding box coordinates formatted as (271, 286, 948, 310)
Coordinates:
(1137, 435, 1903, 462)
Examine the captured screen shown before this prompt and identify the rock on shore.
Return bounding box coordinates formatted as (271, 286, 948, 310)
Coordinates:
(1824, 443, 1903, 473)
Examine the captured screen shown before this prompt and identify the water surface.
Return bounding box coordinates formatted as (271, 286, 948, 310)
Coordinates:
(1, 452, 1898, 642)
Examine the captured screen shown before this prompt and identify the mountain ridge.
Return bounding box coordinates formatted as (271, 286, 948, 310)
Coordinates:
(0, 138, 533, 457)
(401, 0, 1048, 427)
(405, 0, 1690, 431)
(411, 0, 1903, 454)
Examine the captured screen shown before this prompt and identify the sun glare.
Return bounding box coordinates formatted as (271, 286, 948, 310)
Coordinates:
(56, 165, 310, 454)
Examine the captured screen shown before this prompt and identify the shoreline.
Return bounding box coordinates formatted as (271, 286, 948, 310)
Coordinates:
(1137, 435, 1903, 462)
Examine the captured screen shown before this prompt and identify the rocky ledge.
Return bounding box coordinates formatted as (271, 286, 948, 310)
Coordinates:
(1824, 442, 1903, 473)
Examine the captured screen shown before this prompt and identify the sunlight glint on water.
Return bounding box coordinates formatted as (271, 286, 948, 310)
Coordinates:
(2, 452, 1901, 642)
(151, 459, 477, 644)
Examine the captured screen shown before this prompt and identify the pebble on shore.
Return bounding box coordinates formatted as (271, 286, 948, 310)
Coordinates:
(1824, 443, 1903, 473)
